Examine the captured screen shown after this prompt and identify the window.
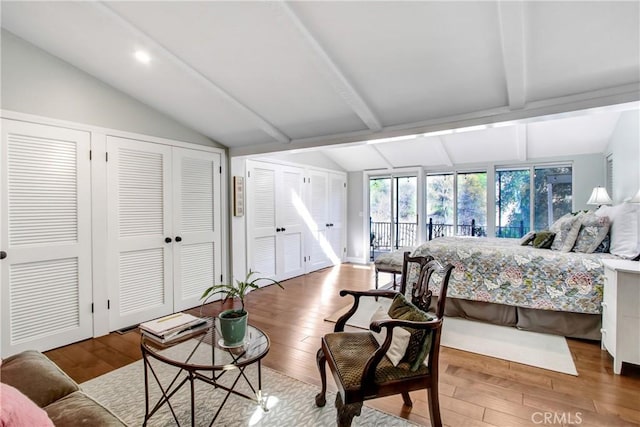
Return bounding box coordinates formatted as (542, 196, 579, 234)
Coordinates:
(426, 172, 486, 238)
(457, 172, 487, 236)
(534, 166, 572, 230)
(426, 174, 454, 238)
(496, 168, 530, 238)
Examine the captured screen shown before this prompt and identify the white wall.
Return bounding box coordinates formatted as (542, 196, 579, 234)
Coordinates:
(606, 110, 640, 203)
(346, 171, 366, 262)
(1, 30, 221, 148)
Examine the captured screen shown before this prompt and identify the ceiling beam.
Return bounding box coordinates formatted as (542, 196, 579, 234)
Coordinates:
(434, 137, 453, 167)
(516, 124, 527, 161)
(230, 88, 640, 157)
(370, 145, 395, 169)
(497, 1, 526, 110)
(274, 2, 383, 131)
(93, 2, 291, 144)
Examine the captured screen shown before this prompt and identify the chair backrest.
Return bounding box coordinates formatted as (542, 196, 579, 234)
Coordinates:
(399, 251, 433, 295)
(411, 259, 454, 317)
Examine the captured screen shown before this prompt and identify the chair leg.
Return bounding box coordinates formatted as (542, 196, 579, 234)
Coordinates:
(375, 269, 379, 289)
(401, 391, 412, 407)
(335, 393, 362, 427)
(315, 348, 327, 407)
(427, 386, 442, 427)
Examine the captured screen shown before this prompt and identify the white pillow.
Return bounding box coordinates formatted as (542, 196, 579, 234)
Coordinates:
(597, 203, 640, 259)
(369, 306, 411, 366)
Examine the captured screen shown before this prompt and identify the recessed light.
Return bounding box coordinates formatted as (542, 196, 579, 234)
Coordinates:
(134, 50, 151, 64)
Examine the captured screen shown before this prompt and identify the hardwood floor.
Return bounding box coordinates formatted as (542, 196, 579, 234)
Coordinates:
(45, 263, 640, 426)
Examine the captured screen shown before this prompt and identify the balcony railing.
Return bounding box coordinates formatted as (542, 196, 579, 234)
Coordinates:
(370, 218, 489, 259)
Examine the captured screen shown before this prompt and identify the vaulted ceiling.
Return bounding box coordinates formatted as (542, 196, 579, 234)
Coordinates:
(2, 1, 639, 166)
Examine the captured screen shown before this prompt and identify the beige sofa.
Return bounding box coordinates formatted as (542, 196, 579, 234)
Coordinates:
(1, 350, 127, 426)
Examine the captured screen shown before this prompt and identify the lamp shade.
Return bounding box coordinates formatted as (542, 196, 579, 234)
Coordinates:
(587, 186, 613, 205)
(631, 189, 640, 203)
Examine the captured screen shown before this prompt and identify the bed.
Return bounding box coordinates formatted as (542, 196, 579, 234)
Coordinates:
(408, 236, 621, 340)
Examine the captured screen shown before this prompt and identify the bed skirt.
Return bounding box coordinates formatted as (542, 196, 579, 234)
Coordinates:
(430, 296, 601, 341)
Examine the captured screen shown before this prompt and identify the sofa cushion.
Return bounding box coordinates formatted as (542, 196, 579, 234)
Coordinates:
(0, 383, 54, 427)
(1, 350, 78, 408)
(44, 391, 127, 426)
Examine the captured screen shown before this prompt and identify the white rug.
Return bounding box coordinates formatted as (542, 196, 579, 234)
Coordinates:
(325, 296, 578, 376)
(81, 341, 418, 426)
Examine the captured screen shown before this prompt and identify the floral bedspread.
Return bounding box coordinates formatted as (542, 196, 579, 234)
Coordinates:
(410, 237, 619, 314)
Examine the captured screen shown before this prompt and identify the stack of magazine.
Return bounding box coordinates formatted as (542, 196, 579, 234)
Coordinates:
(139, 313, 210, 344)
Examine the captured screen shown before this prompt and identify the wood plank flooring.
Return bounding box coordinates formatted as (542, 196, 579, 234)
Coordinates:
(45, 263, 640, 426)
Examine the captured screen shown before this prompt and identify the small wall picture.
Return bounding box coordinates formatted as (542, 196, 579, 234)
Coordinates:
(233, 176, 244, 217)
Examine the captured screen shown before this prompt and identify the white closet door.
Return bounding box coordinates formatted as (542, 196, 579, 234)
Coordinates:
(276, 165, 305, 280)
(246, 161, 277, 279)
(1, 119, 92, 357)
(306, 169, 331, 272)
(172, 148, 221, 311)
(327, 173, 346, 265)
(106, 136, 173, 331)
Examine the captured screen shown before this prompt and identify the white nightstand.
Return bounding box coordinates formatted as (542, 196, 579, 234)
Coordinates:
(601, 259, 640, 374)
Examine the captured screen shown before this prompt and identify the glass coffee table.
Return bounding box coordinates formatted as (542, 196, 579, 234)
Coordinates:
(140, 317, 270, 426)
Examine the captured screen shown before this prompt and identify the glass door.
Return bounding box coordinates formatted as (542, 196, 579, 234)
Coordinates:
(369, 175, 417, 259)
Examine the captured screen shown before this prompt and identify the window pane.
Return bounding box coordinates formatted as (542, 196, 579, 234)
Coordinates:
(534, 166, 572, 230)
(370, 177, 391, 250)
(496, 169, 530, 238)
(426, 174, 454, 237)
(457, 172, 486, 236)
(394, 176, 417, 247)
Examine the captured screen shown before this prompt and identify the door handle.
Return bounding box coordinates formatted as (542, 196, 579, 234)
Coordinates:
(276, 228, 282, 232)
(165, 237, 172, 243)
(0, 251, 6, 260)
(281, 228, 286, 232)
(175, 236, 182, 242)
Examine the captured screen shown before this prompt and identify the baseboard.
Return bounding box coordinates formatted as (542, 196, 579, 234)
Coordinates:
(345, 257, 370, 264)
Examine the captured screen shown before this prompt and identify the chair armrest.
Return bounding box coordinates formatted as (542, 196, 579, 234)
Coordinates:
(339, 289, 399, 299)
(334, 289, 399, 332)
(369, 317, 442, 333)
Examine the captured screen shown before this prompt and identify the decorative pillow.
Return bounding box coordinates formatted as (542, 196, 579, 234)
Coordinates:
(532, 231, 555, 249)
(519, 231, 536, 246)
(594, 233, 611, 253)
(549, 212, 584, 252)
(388, 294, 435, 371)
(369, 306, 411, 366)
(0, 383, 54, 427)
(599, 203, 640, 259)
(573, 213, 611, 253)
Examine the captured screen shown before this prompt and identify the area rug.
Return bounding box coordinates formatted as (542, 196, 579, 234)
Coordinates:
(325, 296, 578, 376)
(81, 342, 418, 426)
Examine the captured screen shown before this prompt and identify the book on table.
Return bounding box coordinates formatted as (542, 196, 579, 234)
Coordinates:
(139, 313, 209, 342)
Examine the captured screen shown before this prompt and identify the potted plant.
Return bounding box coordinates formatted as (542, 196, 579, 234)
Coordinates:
(200, 270, 283, 346)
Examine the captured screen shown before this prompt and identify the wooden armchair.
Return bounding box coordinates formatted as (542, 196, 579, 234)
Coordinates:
(315, 259, 454, 427)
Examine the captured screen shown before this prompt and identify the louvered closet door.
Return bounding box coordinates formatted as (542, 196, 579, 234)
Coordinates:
(276, 165, 305, 280)
(327, 173, 346, 265)
(106, 136, 173, 331)
(246, 161, 277, 279)
(306, 169, 331, 272)
(172, 148, 221, 311)
(1, 119, 92, 357)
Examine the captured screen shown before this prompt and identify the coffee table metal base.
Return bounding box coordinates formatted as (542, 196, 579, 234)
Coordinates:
(142, 357, 267, 427)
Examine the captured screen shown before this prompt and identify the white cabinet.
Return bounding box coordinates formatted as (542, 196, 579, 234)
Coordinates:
(1, 119, 93, 357)
(601, 259, 640, 374)
(106, 136, 222, 331)
(246, 161, 305, 282)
